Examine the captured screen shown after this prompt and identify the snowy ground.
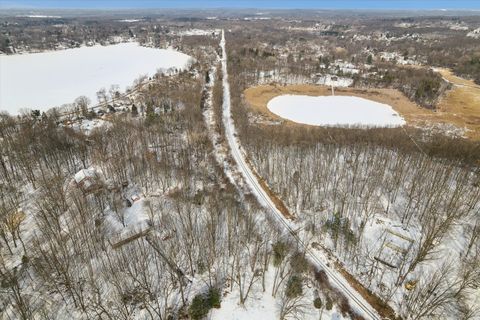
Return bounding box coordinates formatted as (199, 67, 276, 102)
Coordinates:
(178, 29, 220, 36)
(267, 95, 406, 127)
(16, 15, 62, 18)
(220, 30, 380, 319)
(118, 19, 142, 23)
(210, 269, 346, 320)
(316, 75, 354, 87)
(67, 118, 111, 135)
(0, 43, 193, 114)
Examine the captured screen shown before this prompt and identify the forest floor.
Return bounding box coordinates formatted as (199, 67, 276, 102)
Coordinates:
(244, 83, 480, 140)
(222, 32, 386, 319)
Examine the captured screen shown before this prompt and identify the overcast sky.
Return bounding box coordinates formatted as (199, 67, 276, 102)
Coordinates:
(2, 0, 480, 10)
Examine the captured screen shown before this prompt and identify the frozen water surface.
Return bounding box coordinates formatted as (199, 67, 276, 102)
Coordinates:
(267, 94, 406, 127)
(0, 43, 192, 114)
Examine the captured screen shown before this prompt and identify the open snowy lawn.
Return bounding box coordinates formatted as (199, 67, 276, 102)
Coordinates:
(0, 43, 193, 114)
(267, 95, 405, 127)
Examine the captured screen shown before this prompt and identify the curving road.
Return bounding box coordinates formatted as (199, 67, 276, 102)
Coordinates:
(220, 29, 382, 320)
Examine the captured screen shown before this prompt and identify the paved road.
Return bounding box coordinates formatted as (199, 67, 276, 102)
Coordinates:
(219, 29, 382, 320)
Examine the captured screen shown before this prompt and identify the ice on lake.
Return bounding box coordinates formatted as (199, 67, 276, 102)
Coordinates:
(0, 43, 193, 114)
(267, 94, 406, 127)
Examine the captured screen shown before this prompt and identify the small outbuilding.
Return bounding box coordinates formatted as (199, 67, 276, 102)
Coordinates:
(74, 168, 98, 192)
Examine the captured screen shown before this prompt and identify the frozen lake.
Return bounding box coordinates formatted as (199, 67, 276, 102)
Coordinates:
(267, 95, 406, 127)
(0, 43, 193, 114)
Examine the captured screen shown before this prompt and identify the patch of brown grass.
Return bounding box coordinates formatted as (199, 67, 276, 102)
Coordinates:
(435, 68, 480, 140)
(243, 83, 480, 140)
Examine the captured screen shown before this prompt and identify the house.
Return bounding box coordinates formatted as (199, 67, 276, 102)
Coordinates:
(74, 168, 98, 192)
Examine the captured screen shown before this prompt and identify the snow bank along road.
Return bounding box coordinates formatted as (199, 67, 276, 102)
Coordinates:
(220, 30, 382, 320)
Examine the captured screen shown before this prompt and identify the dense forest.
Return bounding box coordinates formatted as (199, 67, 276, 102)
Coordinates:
(226, 27, 480, 318)
(1, 32, 363, 320)
(1, 11, 480, 320)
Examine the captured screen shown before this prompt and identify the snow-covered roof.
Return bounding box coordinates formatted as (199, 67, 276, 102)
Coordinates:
(467, 28, 480, 39)
(74, 168, 96, 184)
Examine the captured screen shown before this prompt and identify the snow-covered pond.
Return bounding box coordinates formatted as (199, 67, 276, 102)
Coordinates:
(0, 43, 193, 114)
(267, 95, 406, 127)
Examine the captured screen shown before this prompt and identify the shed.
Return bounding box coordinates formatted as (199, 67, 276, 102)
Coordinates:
(74, 168, 98, 192)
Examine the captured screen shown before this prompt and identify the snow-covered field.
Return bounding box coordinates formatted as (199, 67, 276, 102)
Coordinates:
(267, 95, 406, 127)
(0, 43, 193, 114)
(118, 19, 142, 23)
(16, 15, 62, 18)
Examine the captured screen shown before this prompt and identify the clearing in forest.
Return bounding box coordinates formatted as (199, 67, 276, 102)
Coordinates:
(244, 84, 480, 140)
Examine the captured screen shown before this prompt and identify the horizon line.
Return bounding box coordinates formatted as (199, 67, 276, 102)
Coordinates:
(2, 6, 480, 11)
